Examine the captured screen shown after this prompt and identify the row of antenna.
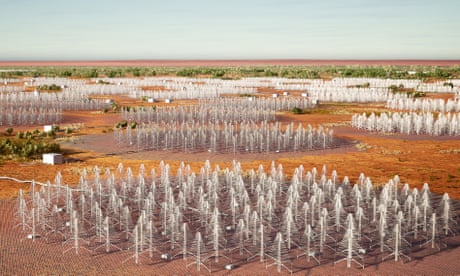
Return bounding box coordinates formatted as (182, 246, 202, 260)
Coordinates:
(15, 161, 459, 273)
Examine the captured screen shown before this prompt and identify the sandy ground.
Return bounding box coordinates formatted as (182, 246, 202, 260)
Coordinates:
(1, 76, 460, 274)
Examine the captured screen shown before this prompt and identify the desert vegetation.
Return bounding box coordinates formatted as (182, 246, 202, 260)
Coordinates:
(2, 64, 460, 80)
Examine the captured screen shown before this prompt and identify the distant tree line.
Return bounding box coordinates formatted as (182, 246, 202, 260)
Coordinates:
(1, 65, 460, 80)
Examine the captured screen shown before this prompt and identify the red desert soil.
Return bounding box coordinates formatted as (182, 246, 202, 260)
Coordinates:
(0, 106, 460, 275)
(1, 98, 459, 200)
(1, 197, 459, 276)
(0, 66, 460, 274)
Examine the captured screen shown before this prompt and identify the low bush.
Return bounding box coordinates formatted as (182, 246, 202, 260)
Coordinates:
(291, 107, 304, 114)
(0, 138, 60, 159)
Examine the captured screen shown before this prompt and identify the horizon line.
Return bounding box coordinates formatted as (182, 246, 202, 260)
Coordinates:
(0, 59, 459, 67)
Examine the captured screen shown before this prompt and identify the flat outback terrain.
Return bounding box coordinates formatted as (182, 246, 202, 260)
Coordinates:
(0, 60, 460, 275)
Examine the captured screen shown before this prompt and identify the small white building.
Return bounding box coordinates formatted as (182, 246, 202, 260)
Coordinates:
(165, 99, 172, 103)
(272, 93, 279, 98)
(301, 93, 308, 97)
(43, 153, 63, 165)
(282, 91, 289, 96)
(105, 99, 114, 104)
(147, 97, 155, 103)
(43, 125, 53, 132)
(33, 90, 40, 96)
(247, 96, 255, 101)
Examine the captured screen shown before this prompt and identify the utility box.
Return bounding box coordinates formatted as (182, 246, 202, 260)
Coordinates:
(43, 153, 63, 165)
(43, 125, 53, 132)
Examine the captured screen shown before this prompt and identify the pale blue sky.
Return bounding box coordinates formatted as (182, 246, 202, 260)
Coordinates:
(0, 0, 459, 60)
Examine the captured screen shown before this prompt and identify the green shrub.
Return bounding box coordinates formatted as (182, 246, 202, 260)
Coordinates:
(291, 107, 304, 114)
(5, 127, 13, 135)
(96, 79, 110, 84)
(413, 91, 426, 98)
(389, 84, 398, 91)
(111, 103, 120, 113)
(0, 138, 60, 160)
(354, 82, 370, 88)
(443, 82, 454, 89)
(115, 120, 128, 129)
(37, 84, 62, 91)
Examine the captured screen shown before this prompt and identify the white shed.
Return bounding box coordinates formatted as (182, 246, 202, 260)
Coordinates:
(272, 94, 279, 98)
(43, 153, 63, 165)
(147, 97, 155, 103)
(301, 93, 308, 97)
(282, 91, 289, 96)
(43, 125, 53, 132)
(33, 90, 40, 96)
(165, 99, 172, 103)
